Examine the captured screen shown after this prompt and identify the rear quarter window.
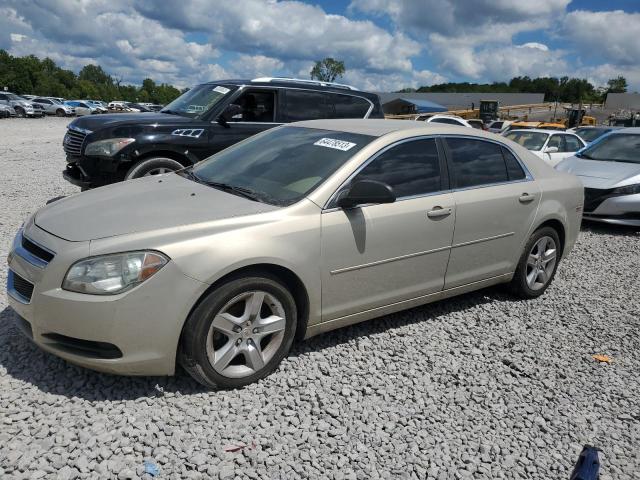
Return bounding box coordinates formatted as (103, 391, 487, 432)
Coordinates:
(331, 94, 371, 118)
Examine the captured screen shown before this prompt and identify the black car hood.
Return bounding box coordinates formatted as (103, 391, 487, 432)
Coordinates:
(69, 112, 197, 131)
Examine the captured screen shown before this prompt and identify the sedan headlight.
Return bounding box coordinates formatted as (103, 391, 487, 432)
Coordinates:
(84, 138, 135, 157)
(63, 251, 168, 295)
(611, 183, 640, 196)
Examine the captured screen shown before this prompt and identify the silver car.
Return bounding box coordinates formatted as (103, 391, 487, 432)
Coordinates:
(7, 120, 583, 388)
(31, 97, 75, 116)
(556, 128, 640, 226)
(0, 92, 43, 117)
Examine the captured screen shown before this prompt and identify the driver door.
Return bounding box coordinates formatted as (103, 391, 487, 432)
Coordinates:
(210, 89, 282, 153)
(320, 138, 455, 321)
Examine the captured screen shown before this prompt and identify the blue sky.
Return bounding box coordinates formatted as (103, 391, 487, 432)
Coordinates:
(1, 0, 639, 91)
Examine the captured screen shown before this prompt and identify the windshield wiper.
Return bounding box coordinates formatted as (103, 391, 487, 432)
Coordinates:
(576, 152, 593, 159)
(161, 109, 181, 115)
(201, 180, 268, 203)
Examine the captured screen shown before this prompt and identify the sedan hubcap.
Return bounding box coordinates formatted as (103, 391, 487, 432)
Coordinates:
(206, 291, 286, 378)
(525, 236, 557, 290)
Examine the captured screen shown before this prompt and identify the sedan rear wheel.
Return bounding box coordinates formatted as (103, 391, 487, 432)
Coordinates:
(180, 275, 297, 389)
(509, 226, 561, 298)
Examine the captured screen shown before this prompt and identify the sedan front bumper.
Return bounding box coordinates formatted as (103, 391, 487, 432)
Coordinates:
(7, 224, 207, 376)
(583, 191, 640, 227)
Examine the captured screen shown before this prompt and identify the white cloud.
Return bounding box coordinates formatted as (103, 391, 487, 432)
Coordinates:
(230, 55, 285, 78)
(563, 10, 640, 66)
(10, 33, 25, 42)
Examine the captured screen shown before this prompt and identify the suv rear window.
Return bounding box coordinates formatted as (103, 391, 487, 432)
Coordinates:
(332, 94, 371, 118)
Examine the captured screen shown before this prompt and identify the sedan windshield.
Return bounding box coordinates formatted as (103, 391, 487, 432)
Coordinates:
(505, 131, 548, 151)
(189, 126, 374, 206)
(579, 134, 640, 164)
(574, 128, 610, 143)
(161, 84, 236, 119)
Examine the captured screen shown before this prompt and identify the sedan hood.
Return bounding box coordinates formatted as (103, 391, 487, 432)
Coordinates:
(70, 112, 196, 131)
(555, 156, 640, 188)
(35, 174, 280, 241)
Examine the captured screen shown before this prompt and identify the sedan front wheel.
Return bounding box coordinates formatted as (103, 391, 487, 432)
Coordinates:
(179, 274, 297, 389)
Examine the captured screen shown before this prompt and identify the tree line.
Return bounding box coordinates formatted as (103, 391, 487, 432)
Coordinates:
(399, 75, 629, 103)
(0, 50, 183, 104)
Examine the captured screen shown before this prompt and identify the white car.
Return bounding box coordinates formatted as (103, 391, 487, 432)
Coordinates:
(504, 129, 586, 167)
(415, 114, 473, 128)
(487, 120, 513, 134)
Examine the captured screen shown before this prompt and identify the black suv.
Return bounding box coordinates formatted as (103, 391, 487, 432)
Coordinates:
(62, 78, 383, 189)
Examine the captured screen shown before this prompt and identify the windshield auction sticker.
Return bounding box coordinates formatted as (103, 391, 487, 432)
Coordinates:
(313, 138, 357, 151)
(213, 86, 230, 94)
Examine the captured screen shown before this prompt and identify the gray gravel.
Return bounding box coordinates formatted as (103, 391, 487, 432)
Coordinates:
(1, 117, 639, 479)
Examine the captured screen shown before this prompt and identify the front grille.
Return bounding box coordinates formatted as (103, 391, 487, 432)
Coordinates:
(63, 128, 88, 156)
(8, 270, 34, 302)
(583, 187, 614, 213)
(22, 235, 55, 263)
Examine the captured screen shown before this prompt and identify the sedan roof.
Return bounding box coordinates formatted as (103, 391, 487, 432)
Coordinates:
(289, 118, 475, 137)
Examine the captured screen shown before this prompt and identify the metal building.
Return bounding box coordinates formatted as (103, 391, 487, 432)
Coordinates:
(378, 92, 545, 113)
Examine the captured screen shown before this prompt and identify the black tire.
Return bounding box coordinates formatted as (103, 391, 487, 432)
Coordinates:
(15, 107, 25, 118)
(509, 226, 561, 299)
(124, 157, 184, 180)
(56, 109, 66, 117)
(179, 275, 297, 389)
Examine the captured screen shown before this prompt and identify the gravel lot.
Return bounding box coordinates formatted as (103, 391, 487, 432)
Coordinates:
(1, 117, 639, 479)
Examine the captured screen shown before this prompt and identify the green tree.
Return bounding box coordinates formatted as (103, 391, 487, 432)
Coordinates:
(310, 58, 345, 83)
(606, 76, 628, 93)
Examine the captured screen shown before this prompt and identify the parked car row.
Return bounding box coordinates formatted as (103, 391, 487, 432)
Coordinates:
(0, 93, 163, 118)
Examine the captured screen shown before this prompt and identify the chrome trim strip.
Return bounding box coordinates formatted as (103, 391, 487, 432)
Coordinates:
(452, 231, 514, 248)
(323, 134, 534, 210)
(330, 245, 451, 275)
(7, 270, 31, 305)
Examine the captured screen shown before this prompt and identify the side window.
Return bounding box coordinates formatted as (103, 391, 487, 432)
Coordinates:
(332, 94, 371, 118)
(491, 121, 503, 129)
(231, 90, 275, 122)
(0, 94, 7, 101)
(445, 138, 509, 188)
(502, 147, 526, 181)
(563, 135, 583, 152)
(547, 135, 563, 151)
(284, 90, 332, 122)
(352, 139, 442, 198)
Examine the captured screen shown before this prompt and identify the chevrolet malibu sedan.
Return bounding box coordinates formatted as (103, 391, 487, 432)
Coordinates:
(556, 128, 640, 226)
(7, 120, 583, 389)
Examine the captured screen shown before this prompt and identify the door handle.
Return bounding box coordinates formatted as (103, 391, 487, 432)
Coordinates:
(427, 207, 452, 219)
(519, 193, 535, 204)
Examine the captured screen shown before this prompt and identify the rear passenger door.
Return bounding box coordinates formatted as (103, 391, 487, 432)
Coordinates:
(443, 137, 540, 288)
(282, 90, 333, 121)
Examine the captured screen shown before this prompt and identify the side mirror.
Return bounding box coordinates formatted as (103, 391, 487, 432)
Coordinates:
(337, 180, 396, 209)
(216, 104, 243, 128)
(545, 146, 559, 153)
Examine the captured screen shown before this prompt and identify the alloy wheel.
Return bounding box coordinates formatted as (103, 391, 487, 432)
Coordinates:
(525, 235, 557, 291)
(205, 290, 286, 378)
(144, 167, 171, 176)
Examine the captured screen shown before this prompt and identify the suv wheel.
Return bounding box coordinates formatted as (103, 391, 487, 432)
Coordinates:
(15, 107, 26, 118)
(124, 157, 184, 179)
(179, 275, 297, 389)
(56, 109, 66, 117)
(509, 226, 561, 298)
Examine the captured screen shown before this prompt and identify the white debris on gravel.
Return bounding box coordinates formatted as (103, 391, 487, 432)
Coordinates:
(1, 117, 639, 479)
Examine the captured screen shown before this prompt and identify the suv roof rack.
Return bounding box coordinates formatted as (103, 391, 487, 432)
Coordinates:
(251, 77, 358, 91)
